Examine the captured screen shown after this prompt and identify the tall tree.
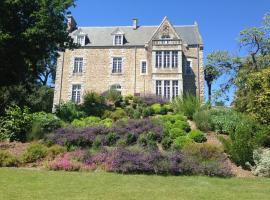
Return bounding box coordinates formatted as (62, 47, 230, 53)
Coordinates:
(0, 0, 75, 86)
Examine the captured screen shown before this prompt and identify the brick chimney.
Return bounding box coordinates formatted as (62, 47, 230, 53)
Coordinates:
(67, 14, 77, 32)
(132, 18, 138, 30)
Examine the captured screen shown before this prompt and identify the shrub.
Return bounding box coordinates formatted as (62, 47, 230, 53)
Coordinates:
(0, 150, 19, 167)
(169, 128, 186, 139)
(255, 125, 270, 148)
(161, 137, 173, 150)
(47, 153, 82, 171)
(173, 120, 191, 132)
(182, 143, 232, 177)
(172, 94, 201, 119)
(151, 103, 161, 114)
(0, 105, 32, 142)
(29, 112, 62, 141)
(55, 101, 85, 122)
(72, 116, 113, 128)
(126, 133, 137, 145)
(47, 145, 66, 159)
(93, 135, 103, 149)
(22, 143, 48, 163)
(251, 148, 270, 177)
(228, 123, 255, 168)
(173, 136, 193, 149)
(141, 106, 154, 117)
(188, 130, 207, 143)
(105, 132, 119, 146)
(82, 92, 107, 117)
(193, 109, 213, 132)
(102, 108, 127, 121)
(103, 89, 123, 107)
(140, 95, 168, 105)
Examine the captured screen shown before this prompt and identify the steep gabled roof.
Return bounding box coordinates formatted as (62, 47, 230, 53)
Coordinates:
(70, 22, 203, 47)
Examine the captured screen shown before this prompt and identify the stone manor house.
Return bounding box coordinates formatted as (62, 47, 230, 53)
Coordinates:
(53, 16, 204, 107)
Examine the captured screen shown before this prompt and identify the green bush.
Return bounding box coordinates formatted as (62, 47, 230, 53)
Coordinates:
(172, 93, 201, 119)
(47, 145, 66, 159)
(102, 108, 127, 121)
(193, 109, 213, 132)
(105, 132, 119, 146)
(151, 103, 161, 114)
(0, 150, 19, 167)
(55, 101, 85, 122)
(82, 92, 107, 117)
(169, 128, 186, 139)
(126, 133, 137, 145)
(22, 143, 48, 163)
(71, 116, 113, 128)
(0, 105, 32, 142)
(173, 120, 191, 132)
(29, 112, 62, 141)
(93, 135, 103, 149)
(173, 136, 193, 149)
(188, 130, 207, 143)
(255, 125, 270, 148)
(138, 134, 148, 147)
(161, 137, 173, 150)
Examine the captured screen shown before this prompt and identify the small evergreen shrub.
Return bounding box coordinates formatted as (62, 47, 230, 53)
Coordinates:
(151, 103, 162, 114)
(173, 136, 193, 149)
(102, 108, 127, 121)
(0, 150, 19, 167)
(82, 92, 107, 117)
(55, 101, 85, 122)
(47, 145, 67, 159)
(22, 143, 48, 163)
(169, 128, 186, 139)
(105, 132, 119, 146)
(188, 130, 207, 143)
(193, 109, 213, 132)
(161, 137, 173, 150)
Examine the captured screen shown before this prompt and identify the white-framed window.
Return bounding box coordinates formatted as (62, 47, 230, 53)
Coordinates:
(164, 80, 170, 99)
(155, 51, 162, 68)
(172, 51, 178, 68)
(71, 84, 81, 104)
(114, 35, 123, 45)
(110, 84, 122, 94)
(112, 57, 122, 73)
(172, 80, 179, 99)
(141, 61, 147, 74)
(77, 35, 85, 46)
(156, 80, 162, 97)
(73, 57, 83, 73)
(185, 59, 192, 75)
(164, 51, 170, 68)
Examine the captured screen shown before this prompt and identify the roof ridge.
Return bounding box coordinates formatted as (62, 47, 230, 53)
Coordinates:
(78, 25, 196, 29)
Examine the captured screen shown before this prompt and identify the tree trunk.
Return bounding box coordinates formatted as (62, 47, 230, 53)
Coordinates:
(207, 82, 212, 103)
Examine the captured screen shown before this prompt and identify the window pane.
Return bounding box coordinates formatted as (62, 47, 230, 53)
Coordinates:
(73, 57, 83, 73)
(71, 84, 81, 104)
(141, 61, 147, 74)
(164, 51, 170, 68)
(186, 60, 192, 74)
(172, 80, 179, 99)
(112, 58, 122, 73)
(172, 51, 178, 68)
(156, 80, 162, 97)
(155, 51, 162, 68)
(164, 80, 170, 99)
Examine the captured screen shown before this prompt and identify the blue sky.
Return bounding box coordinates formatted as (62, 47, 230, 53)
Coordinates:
(69, 0, 269, 104)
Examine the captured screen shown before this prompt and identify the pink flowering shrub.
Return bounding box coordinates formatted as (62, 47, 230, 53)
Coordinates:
(47, 152, 82, 171)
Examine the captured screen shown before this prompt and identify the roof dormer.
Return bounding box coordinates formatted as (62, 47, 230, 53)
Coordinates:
(74, 28, 88, 46)
(111, 28, 125, 46)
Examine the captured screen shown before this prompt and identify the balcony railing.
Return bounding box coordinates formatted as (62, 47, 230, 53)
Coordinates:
(152, 39, 181, 45)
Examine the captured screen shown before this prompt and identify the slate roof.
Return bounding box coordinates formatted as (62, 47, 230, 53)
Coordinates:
(71, 25, 203, 47)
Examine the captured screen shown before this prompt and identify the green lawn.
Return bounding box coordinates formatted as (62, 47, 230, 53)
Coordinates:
(0, 168, 270, 200)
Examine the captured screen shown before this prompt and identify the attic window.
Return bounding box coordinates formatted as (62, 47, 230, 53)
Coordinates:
(161, 34, 170, 39)
(77, 35, 85, 46)
(114, 35, 123, 45)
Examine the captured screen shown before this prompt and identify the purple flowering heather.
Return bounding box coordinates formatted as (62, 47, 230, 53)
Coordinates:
(140, 95, 169, 105)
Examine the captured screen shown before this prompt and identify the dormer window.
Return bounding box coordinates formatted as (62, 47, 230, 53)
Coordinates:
(77, 35, 85, 46)
(114, 35, 123, 45)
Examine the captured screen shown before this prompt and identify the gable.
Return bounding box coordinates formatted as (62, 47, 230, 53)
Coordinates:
(150, 17, 181, 41)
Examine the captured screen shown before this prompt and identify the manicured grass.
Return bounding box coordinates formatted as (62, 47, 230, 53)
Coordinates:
(0, 168, 270, 200)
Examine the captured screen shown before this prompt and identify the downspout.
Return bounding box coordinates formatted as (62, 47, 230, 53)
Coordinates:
(134, 47, 137, 94)
(197, 45, 201, 101)
(59, 51, 65, 105)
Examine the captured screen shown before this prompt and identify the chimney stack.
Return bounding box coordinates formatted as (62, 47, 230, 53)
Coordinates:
(132, 18, 138, 30)
(67, 14, 77, 32)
